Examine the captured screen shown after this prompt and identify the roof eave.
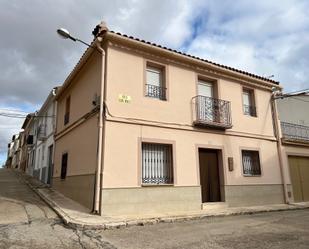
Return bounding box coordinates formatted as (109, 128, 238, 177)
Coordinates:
(105, 31, 281, 89)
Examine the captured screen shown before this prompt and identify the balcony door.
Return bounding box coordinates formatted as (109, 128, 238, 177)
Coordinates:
(198, 80, 215, 122)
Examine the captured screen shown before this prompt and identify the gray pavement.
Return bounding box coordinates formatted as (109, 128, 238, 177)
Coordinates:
(101, 209, 309, 249)
(0, 169, 114, 249)
(1, 168, 309, 249)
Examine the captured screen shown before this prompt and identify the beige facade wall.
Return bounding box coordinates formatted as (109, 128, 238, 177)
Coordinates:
(56, 52, 101, 133)
(53, 174, 95, 210)
(105, 46, 275, 139)
(53, 51, 101, 209)
(103, 122, 282, 188)
(102, 186, 201, 216)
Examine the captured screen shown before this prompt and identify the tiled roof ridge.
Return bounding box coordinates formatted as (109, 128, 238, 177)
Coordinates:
(109, 30, 279, 85)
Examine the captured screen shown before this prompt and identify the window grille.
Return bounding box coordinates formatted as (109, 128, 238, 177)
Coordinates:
(145, 65, 166, 100)
(242, 150, 261, 176)
(142, 143, 173, 184)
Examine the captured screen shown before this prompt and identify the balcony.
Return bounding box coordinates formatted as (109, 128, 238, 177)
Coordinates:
(281, 122, 309, 144)
(145, 84, 166, 100)
(37, 124, 47, 141)
(192, 95, 232, 129)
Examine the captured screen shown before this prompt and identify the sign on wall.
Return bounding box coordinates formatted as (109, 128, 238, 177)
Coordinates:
(118, 94, 132, 103)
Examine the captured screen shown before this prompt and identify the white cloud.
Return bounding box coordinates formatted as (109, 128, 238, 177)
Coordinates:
(185, 0, 309, 91)
(1, 0, 309, 163)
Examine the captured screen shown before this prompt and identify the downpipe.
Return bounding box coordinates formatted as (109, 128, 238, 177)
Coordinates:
(93, 36, 106, 214)
(271, 93, 289, 204)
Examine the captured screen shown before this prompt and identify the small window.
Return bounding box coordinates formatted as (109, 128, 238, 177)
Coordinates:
(61, 153, 68, 180)
(145, 63, 166, 100)
(142, 143, 173, 184)
(42, 145, 45, 161)
(242, 89, 256, 117)
(64, 96, 70, 125)
(242, 150, 261, 176)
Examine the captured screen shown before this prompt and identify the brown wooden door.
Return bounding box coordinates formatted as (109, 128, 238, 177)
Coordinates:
(289, 156, 309, 202)
(199, 149, 221, 202)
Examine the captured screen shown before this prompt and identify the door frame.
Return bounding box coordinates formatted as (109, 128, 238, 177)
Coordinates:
(195, 144, 226, 203)
(47, 144, 54, 185)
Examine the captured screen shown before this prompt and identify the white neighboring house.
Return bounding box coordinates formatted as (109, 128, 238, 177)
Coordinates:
(33, 87, 59, 184)
(11, 134, 20, 169)
(277, 93, 309, 143)
(26, 116, 37, 176)
(6, 135, 18, 168)
(277, 93, 309, 126)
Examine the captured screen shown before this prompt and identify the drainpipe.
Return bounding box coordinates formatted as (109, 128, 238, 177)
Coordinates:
(271, 92, 289, 204)
(93, 28, 107, 214)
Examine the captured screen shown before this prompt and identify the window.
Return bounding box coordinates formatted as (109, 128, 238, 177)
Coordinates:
(142, 143, 173, 184)
(242, 88, 256, 116)
(42, 145, 45, 161)
(61, 153, 68, 180)
(242, 150, 261, 176)
(64, 96, 70, 125)
(145, 63, 166, 100)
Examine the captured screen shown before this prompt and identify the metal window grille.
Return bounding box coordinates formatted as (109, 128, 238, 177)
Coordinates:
(243, 105, 257, 117)
(145, 84, 166, 100)
(142, 143, 173, 184)
(242, 150, 261, 176)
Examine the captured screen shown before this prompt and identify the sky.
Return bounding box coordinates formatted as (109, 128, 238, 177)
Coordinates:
(1, 0, 309, 165)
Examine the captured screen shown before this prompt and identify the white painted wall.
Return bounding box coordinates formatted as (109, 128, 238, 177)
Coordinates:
(34, 93, 56, 184)
(277, 95, 309, 126)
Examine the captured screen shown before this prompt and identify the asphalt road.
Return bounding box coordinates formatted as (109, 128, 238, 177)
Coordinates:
(1, 169, 309, 249)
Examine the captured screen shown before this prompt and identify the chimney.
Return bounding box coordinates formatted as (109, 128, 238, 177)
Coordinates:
(92, 21, 109, 37)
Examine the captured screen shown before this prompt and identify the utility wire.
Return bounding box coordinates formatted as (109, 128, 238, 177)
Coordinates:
(290, 96, 309, 103)
(0, 108, 30, 113)
(0, 113, 55, 118)
(284, 88, 309, 95)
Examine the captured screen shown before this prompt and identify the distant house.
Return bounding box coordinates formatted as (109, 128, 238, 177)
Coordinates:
(6, 134, 21, 169)
(25, 114, 37, 177)
(33, 87, 59, 184)
(5, 137, 15, 168)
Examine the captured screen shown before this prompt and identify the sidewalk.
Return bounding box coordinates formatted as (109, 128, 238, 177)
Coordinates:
(16, 170, 309, 230)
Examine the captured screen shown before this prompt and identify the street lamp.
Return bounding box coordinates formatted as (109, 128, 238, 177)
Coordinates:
(56, 28, 94, 48)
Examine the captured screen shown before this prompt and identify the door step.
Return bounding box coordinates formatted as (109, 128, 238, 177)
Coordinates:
(202, 202, 229, 210)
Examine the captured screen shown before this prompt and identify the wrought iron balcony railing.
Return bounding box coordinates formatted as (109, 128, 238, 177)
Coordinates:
(281, 122, 309, 143)
(192, 95, 232, 129)
(243, 105, 257, 117)
(145, 84, 166, 100)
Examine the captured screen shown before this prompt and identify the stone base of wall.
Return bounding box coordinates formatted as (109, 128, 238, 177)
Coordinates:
(101, 186, 202, 216)
(53, 174, 95, 210)
(101, 184, 285, 216)
(225, 184, 285, 207)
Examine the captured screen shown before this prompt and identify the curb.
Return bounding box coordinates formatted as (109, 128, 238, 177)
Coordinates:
(14, 170, 309, 230)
